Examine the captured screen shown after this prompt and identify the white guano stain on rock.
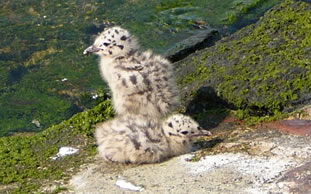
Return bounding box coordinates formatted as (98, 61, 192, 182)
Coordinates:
(115, 178, 144, 192)
(181, 153, 296, 183)
(51, 147, 79, 160)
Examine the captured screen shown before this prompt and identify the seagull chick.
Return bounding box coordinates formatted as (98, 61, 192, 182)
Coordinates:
(84, 26, 180, 119)
(95, 114, 212, 164)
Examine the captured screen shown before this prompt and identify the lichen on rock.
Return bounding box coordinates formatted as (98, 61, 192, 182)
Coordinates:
(176, 0, 311, 123)
(0, 100, 114, 193)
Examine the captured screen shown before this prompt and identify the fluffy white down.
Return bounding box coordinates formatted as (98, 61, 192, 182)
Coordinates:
(95, 114, 211, 164)
(84, 26, 180, 118)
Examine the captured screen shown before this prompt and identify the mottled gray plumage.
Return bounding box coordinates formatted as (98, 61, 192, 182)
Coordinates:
(95, 114, 212, 164)
(84, 26, 180, 118)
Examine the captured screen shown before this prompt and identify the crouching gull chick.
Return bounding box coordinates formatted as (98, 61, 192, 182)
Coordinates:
(95, 114, 212, 164)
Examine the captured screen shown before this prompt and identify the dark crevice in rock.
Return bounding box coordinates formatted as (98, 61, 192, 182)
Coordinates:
(288, 94, 311, 112)
(185, 87, 231, 129)
(165, 28, 220, 63)
(84, 23, 106, 35)
(7, 65, 28, 85)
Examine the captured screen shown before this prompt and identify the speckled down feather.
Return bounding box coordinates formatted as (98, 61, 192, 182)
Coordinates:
(84, 26, 180, 118)
(95, 114, 212, 164)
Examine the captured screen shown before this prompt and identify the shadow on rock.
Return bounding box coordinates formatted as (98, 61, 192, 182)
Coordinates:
(193, 137, 224, 151)
(185, 86, 231, 130)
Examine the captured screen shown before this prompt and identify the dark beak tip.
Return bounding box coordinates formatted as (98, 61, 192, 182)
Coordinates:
(83, 45, 99, 55)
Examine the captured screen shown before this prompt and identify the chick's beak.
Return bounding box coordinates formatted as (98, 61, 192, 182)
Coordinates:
(201, 130, 212, 136)
(192, 129, 212, 137)
(83, 45, 100, 55)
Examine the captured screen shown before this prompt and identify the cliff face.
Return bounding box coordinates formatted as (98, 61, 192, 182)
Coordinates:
(176, 0, 311, 123)
(1, 0, 311, 193)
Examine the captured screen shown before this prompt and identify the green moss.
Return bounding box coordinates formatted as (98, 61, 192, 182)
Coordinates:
(178, 0, 311, 123)
(0, 0, 283, 136)
(0, 100, 114, 193)
(52, 186, 69, 193)
(0, 0, 281, 136)
(221, 0, 282, 25)
(24, 47, 58, 67)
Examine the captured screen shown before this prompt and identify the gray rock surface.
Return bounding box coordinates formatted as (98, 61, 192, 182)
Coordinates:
(175, 0, 311, 118)
(165, 28, 219, 62)
(67, 125, 311, 194)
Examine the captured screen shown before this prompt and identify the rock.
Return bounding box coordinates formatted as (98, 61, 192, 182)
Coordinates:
(247, 141, 276, 155)
(175, 0, 311, 120)
(165, 28, 220, 62)
(68, 126, 311, 194)
(6, 1, 311, 193)
(276, 161, 311, 194)
(115, 178, 144, 192)
(265, 119, 311, 136)
(31, 119, 41, 128)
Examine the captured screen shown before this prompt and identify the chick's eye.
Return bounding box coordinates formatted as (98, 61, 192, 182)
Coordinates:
(181, 131, 188, 135)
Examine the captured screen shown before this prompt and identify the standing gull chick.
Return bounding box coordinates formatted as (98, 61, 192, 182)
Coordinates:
(95, 114, 212, 164)
(84, 26, 180, 118)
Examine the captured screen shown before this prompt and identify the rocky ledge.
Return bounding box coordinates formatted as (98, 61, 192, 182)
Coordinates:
(67, 116, 311, 194)
(176, 0, 311, 123)
(1, 0, 311, 193)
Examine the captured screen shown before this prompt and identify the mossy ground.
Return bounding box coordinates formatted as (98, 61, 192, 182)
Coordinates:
(0, 0, 293, 192)
(0, 100, 114, 193)
(177, 0, 311, 124)
(0, 0, 281, 136)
